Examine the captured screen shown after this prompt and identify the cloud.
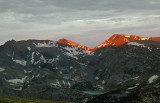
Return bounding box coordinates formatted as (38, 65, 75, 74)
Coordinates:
(0, 0, 160, 46)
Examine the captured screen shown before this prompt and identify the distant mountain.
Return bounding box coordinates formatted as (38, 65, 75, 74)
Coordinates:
(58, 34, 160, 53)
(0, 34, 159, 103)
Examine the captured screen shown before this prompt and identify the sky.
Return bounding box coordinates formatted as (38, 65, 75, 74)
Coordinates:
(0, 0, 160, 47)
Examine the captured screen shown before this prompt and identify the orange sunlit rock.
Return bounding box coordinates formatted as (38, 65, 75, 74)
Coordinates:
(149, 37, 160, 42)
(57, 34, 160, 53)
(58, 38, 89, 50)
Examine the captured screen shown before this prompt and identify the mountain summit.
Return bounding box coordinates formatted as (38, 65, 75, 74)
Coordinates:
(58, 34, 160, 53)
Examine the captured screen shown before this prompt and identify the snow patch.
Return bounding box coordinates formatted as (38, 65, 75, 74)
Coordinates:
(132, 76, 139, 80)
(36, 52, 40, 55)
(64, 46, 86, 55)
(34, 41, 57, 47)
(27, 47, 31, 51)
(12, 51, 14, 60)
(56, 79, 61, 87)
(128, 84, 139, 90)
(36, 74, 40, 78)
(40, 55, 47, 63)
(24, 70, 27, 73)
(70, 66, 73, 69)
(127, 42, 146, 47)
(53, 67, 58, 70)
(95, 77, 99, 80)
(102, 80, 106, 84)
(31, 52, 35, 64)
(7, 76, 27, 84)
(51, 80, 70, 88)
(0, 68, 5, 72)
(59, 71, 63, 74)
(98, 53, 102, 56)
(84, 98, 88, 103)
(34, 55, 60, 65)
(97, 85, 104, 90)
(50, 83, 59, 87)
(13, 60, 27, 66)
(127, 42, 152, 51)
(68, 81, 71, 88)
(148, 75, 159, 84)
(34, 60, 41, 65)
(65, 52, 78, 59)
(24, 69, 33, 73)
(62, 80, 66, 86)
(13, 87, 23, 91)
(63, 46, 86, 59)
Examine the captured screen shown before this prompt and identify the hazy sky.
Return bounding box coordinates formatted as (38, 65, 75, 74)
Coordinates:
(0, 0, 160, 47)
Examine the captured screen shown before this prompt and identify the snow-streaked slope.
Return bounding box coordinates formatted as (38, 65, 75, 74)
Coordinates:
(0, 68, 5, 72)
(63, 46, 87, 59)
(34, 41, 57, 48)
(6, 76, 27, 84)
(127, 42, 146, 47)
(148, 75, 159, 84)
(13, 60, 27, 66)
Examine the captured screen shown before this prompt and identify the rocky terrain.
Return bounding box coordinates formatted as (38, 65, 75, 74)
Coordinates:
(87, 75, 160, 103)
(0, 34, 159, 103)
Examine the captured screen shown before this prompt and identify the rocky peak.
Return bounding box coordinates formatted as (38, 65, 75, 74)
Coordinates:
(58, 34, 159, 53)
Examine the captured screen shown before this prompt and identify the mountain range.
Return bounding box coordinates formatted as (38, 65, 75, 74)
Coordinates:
(58, 34, 160, 53)
(0, 34, 160, 103)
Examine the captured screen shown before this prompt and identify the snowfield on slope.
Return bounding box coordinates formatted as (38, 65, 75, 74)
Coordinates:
(63, 46, 87, 59)
(0, 68, 5, 72)
(127, 42, 146, 47)
(6, 76, 27, 84)
(13, 60, 27, 66)
(127, 42, 152, 51)
(34, 42, 57, 47)
(148, 75, 159, 84)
